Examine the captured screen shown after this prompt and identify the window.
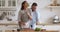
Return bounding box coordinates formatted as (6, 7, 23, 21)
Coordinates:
(0, 0, 5, 7)
(8, 0, 16, 6)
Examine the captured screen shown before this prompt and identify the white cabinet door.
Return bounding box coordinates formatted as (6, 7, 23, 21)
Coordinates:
(0, 0, 5, 7)
(0, 0, 17, 8)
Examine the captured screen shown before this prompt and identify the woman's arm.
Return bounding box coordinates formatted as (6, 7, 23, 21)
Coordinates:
(26, 9, 32, 20)
(18, 11, 21, 22)
(27, 12, 32, 20)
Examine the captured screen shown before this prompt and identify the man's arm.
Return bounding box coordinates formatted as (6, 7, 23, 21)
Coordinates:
(36, 12, 39, 25)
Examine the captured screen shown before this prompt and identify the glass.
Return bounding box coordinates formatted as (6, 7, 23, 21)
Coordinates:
(12, 1, 16, 6)
(8, 0, 11, 6)
(0, 1, 1, 6)
(8, 0, 16, 6)
(0, 0, 5, 6)
(2, 1, 5, 6)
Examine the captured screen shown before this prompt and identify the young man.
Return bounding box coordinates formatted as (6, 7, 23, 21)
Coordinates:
(30, 3, 39, 29)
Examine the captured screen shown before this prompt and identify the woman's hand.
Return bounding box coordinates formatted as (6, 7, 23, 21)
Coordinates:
(19, 21, 25, 25)
(26, 12, 32, 20)
(36, 22, 40, 25)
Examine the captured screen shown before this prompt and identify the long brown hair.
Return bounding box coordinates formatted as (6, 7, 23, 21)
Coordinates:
(21, 1, 27, 10)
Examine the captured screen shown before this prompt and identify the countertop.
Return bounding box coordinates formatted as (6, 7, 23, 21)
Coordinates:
(0, 21, 60, 25)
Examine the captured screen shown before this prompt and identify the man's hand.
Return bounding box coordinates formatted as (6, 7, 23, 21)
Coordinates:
(36, 22, 38, 25)
(36, 22, 40, 25)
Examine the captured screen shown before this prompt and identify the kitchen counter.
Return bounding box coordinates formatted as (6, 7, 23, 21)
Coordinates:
(37, 23, 60, 25)
(0, 29, 59, 32)
(0, 21, 18, 25)
(46, 30, 59, 32)
(0, 21, 60, 25)
(0, 21, 59, 32)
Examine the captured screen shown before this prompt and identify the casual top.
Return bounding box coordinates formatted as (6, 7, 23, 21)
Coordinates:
(31, 11, 38, 24)
(18, 9, 32, 23)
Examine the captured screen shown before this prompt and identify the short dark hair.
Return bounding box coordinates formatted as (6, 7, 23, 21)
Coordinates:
(32, 3, 37, 6)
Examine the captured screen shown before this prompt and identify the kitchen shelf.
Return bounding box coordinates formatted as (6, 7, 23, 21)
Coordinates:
(46, 6, 60, 11)
(47, 6, 60, 8)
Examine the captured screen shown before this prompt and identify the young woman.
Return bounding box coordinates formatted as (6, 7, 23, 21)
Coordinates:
(18, 1, 32, 29)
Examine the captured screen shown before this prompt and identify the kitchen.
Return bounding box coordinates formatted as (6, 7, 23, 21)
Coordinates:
(0, 0, 60, 32)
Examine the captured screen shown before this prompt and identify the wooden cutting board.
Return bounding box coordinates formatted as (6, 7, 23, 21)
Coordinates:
(5, 30, 59, 32)
(46, 30, 59, 32)
(5, 28, 59, 32)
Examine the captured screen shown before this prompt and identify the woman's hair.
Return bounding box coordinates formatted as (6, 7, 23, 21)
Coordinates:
(21, 1, 27, 10)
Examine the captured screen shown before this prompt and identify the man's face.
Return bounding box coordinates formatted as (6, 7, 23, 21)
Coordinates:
(32, 6, 37, 11)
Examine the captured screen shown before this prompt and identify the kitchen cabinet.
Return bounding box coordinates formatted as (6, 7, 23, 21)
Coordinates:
(0, 0, 17, 8)
(0, 0, 17, 21)
(0, 21, 18, 32)
(0, 0, 17, 32)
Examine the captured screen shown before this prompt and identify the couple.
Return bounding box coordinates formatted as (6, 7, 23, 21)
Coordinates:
(18, 1, 39, 30)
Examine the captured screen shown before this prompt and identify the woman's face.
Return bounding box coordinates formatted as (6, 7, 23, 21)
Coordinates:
(23, 2, 29, 9)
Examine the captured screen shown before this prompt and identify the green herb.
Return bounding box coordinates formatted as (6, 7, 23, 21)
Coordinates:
(35, 27, 42, 31)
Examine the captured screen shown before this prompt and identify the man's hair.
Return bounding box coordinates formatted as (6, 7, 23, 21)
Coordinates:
(32, 3, 37, 6)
